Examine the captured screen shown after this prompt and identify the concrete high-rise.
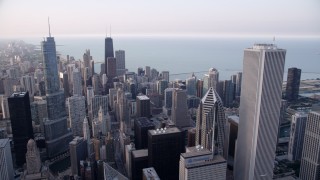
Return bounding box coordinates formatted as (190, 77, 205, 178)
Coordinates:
(115, 50, 125, 76)
(208, 68, 219, 91)
(195, 87, 225, 157)
(172, 89, 190, 127)
(288, 112, 307, 161)
(8, 92, 34, 166)
(179, 147, 226, 180)
(234, 44, 286, 180)
(136, 95, 151, 118)
(25, 139, 41, 175)
(41, 36, 73, 158)
(235, 72, 242, 97)
(161, 71, 169, 82)
(285, 67, 301, 101)
(299, 111, 320, 180)
(68, 95, 86, 137)
(21, 75, 36, 98)
(70, 136, 87, 176)
(186, 73, 197, 96)
(73, 68, 82, 96)
(0, 138, 14, 180)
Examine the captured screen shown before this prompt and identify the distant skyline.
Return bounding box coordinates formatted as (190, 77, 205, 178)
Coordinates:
(0, 0, 319, 38)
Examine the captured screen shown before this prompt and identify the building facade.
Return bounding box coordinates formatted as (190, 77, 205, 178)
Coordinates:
(234, 44, 286, 180)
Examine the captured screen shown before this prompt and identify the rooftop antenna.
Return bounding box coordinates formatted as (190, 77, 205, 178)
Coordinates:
(110, 25, 111, 37)
(105, 24, 108, 37)
(48, 17, 51, 37)
(273, 36, 275, 45)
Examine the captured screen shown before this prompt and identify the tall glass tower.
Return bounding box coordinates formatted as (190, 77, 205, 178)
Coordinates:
(41, 35, 73, 158)
(104, 37, 114, 74)
(234, 44, 286, 180)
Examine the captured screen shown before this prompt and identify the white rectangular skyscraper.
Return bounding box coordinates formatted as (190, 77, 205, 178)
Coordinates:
(234, 44, 286, 180)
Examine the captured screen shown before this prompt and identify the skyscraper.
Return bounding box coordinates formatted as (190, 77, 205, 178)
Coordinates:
(208, 68, 219, 91)
(41, 36, 73, 158)
(68, 95, 86, 137)
(285, 67, 301, 101)
(105, 37, 114, 74)
(0, 138, 14, 180)
(234, 44, 286, 180)
(179, 148, 226, 180)
(161, 71, 169, 82)
(186, 73, 197, 96)
(8, 92, 34, 166)
(70, 136, 87, 176)
(21, 75, 36, 98)
(222, 80, 235, 108)
(172, 89, 190, 127)
(195, 87, 225, 157)
(148, 127, 185, 180)
(115, 50, 125, 76)
(73, 68, 82, 96)
(134, 117, 155, 149)
(136, 95, 151, 118)
(299, 111, 320, 180)
(288, 112, 307, 161)
(235, 72, 242, 97)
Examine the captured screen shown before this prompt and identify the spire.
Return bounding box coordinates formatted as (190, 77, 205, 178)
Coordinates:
(48, 17, 51, 37)
(110, 24, 112, 37)
(106, 24, 108, 37)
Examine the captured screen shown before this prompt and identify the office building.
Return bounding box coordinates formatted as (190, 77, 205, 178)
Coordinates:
(208, 68, 219, 91)
(134, 117, 155, 149)
(172, 89, 190, 127)
(0, 138, 14, 180)
(161, 71, 169, 82)
(222, 80, 235, 108)
(186, 73, 197, 96)
(164, 88, 174, 108)
(104, 37, 114, 73)
(225, 115, 239, 167)
(69, 136, 87, 175)
(41, 36, 73, 158)
(8, 92, 34, 166)
(89, 95, 108, 122)
(73, 68, 82, 96)
(299, 111, 320, 180)
(195, 87, 225, 157)
(157, 80, 168, 95)
(25, 139, 41, 174)
(288, 112, 307, 161)
(235, 72, 242, 97)
(125, 143, 135, 179)
(136, 95, 151, 118)
(148, 127, 185, 180)
(63, 72, 70, 97)
(197, 79, 204, 98)
(3, 77, 15, 97)
(285, 67, 301, 101)
(21, 75, 36, 98)
(1, 97, 10, 119)
(115, 50, 126, 76)
(179, 147, 226, 180)
(145, 66, 151, 78)
(106, 57, 116, 80)
(234, 44, 286, 180)
(68, 95, 86, 137)
(132, 149, 149, 180)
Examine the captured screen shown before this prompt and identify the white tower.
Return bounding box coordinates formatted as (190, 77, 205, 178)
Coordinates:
(234, 44, 286, 180)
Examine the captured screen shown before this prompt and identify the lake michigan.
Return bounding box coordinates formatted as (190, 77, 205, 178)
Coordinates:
(8, 35, 320, 81)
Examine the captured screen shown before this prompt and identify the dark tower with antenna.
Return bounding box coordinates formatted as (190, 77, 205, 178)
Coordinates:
(104, 26, 115, 93)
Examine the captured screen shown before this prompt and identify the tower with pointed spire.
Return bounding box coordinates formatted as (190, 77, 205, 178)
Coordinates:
(42, 20, 73, 158)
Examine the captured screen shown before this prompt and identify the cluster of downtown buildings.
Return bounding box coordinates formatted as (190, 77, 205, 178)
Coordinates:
(0, 32, 319, 180)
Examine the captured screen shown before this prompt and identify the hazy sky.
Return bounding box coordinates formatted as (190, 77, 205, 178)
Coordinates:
(0, 0, 319, 38)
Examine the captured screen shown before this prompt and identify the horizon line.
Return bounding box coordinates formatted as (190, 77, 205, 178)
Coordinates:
(1, 33, 320, 39)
